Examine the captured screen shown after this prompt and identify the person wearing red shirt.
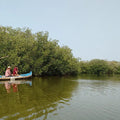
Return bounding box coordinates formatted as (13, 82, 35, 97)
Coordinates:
(13, 66, 19, 76)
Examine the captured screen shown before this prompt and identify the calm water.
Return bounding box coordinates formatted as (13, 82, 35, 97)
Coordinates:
(0, 75, 120, 120)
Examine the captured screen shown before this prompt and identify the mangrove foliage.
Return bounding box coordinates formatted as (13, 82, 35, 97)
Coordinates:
(0, 26, 80, 76)
(0, 26, 120, 76)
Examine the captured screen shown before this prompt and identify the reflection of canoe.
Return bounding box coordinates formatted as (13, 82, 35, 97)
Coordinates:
(0, 80, 32, 85)
(0, 71, 32, 81)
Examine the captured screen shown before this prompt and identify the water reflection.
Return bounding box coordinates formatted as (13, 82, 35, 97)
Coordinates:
(26, 77, 79, 120)
(5, 82, 18, 93)
(1, 80, 32, 93)
(0, 75, 120, 120)
(0, 77, 78, 120)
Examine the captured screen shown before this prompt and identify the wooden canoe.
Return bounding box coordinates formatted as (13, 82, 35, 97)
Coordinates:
(0, 71, 32, 81)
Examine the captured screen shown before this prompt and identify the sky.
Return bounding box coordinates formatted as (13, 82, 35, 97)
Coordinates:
(0, 0, 120, 61)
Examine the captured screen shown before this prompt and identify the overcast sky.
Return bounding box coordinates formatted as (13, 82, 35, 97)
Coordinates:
(0, 0, 120, 61)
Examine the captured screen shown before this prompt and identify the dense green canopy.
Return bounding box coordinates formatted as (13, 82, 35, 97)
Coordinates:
(0, 26, 120, 76)
(0, 26, 79, 76)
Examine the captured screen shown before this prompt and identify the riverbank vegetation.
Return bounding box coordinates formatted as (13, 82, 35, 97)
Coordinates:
(79, 59, 120, 75)
(0, 26, 120, 76)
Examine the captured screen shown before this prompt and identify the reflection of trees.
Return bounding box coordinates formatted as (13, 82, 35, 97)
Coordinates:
(0, 77, 78, 120)
(0, 75, 120, 119)
(76, 74, 120, 95)
(78, 74, 120, 81)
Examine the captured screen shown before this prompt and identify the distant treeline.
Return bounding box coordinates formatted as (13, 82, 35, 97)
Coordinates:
(0, 26, 120, 76)
(79, 59, 120, 75)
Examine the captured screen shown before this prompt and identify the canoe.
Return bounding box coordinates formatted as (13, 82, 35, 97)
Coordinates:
(0, 71, 32, 81)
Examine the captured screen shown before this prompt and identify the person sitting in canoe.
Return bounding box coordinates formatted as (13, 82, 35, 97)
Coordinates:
(13, 66, 19, 76)
(5, 66, 12, 77)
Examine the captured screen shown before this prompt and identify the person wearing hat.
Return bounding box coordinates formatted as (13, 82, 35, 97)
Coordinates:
(5, 66, 12, 77)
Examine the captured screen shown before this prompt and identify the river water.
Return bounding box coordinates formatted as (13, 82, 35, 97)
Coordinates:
(0, 75, 120, 120)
